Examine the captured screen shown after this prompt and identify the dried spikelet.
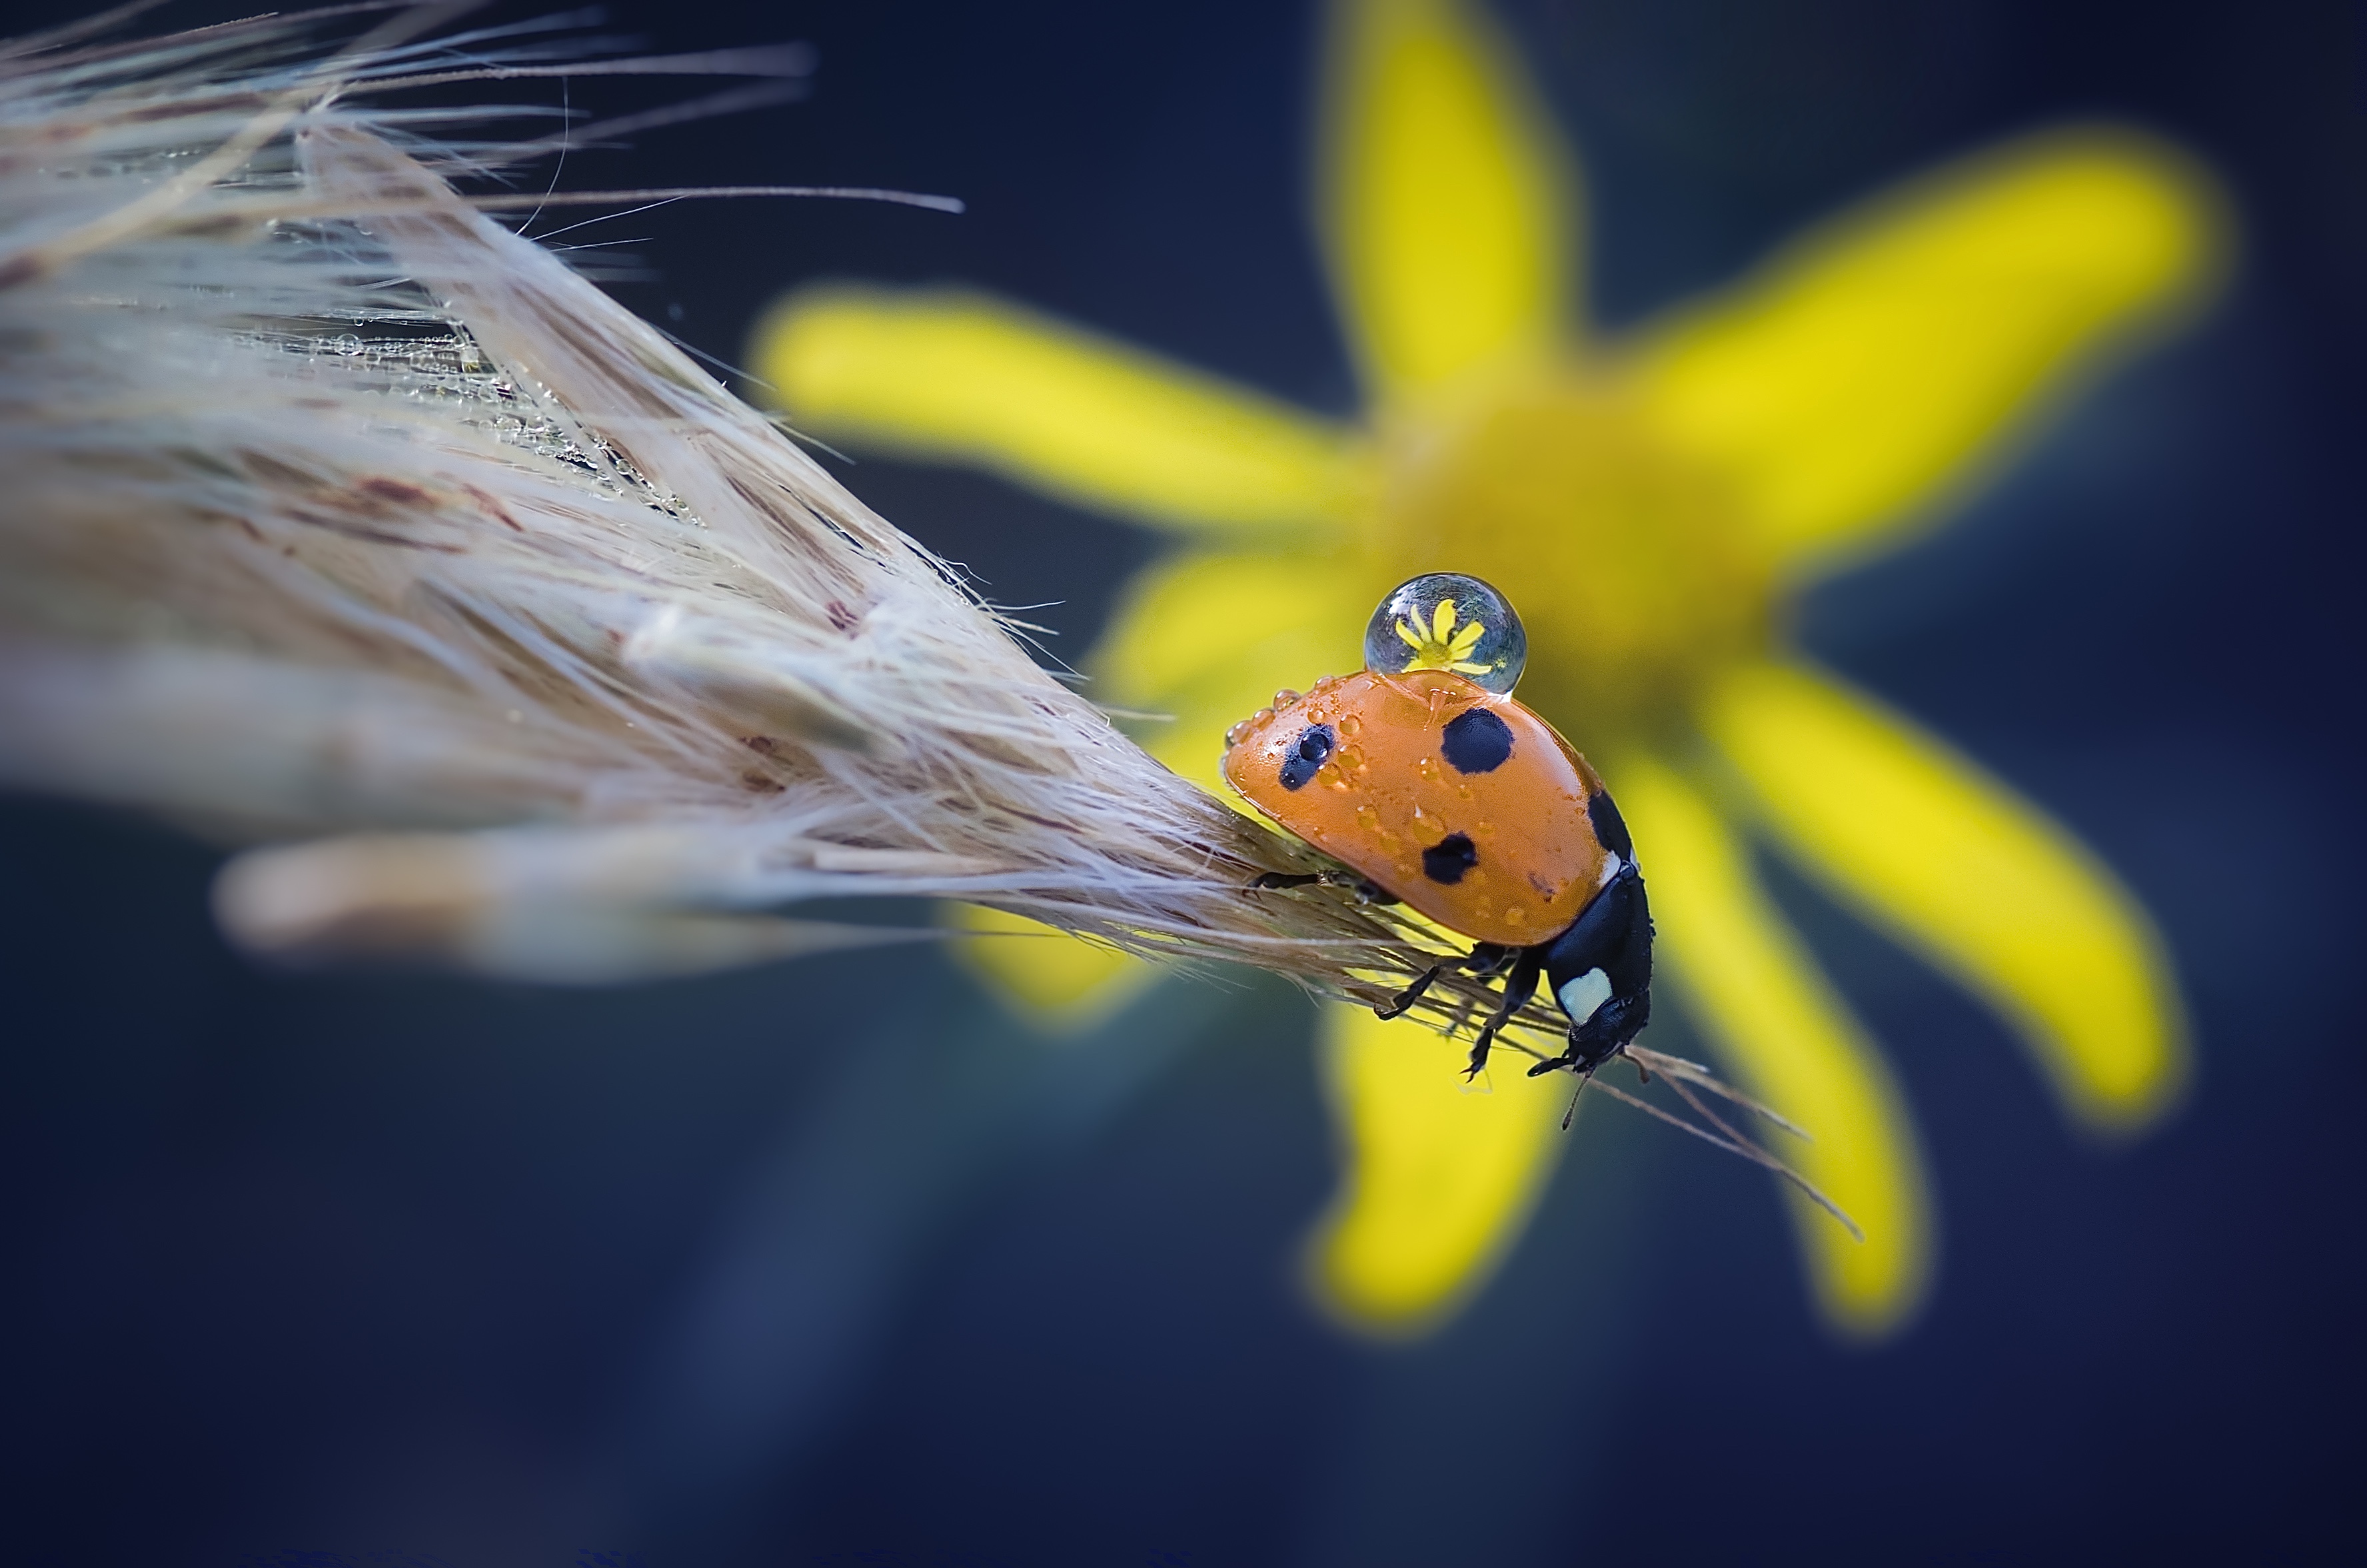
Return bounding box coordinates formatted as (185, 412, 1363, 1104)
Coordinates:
(0, 3, 1543, 1031)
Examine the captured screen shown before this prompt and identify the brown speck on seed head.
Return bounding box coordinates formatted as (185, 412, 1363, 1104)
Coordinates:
(461, 483, 524, 532)
(357, 477, 431, 509)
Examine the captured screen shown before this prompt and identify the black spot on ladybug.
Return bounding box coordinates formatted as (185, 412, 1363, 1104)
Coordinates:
(1422, 832, 1479, 884)
(1589, 790, 1634, 860)
(1440, 706, 1514, 774)
(1279, 723, 1335, 790)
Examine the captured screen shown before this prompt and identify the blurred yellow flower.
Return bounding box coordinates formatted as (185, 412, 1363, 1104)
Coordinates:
(752, 0, 2219, 1337)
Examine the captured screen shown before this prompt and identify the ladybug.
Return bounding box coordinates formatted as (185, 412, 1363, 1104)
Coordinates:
(1222, 572, 1651, 1083)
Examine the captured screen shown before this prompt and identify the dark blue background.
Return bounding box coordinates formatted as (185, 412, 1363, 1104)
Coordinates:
(3, 1, 2361, 1562)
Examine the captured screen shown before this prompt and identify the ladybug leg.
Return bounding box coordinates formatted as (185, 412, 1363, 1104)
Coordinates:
(1377, 941, 1508, 1020)
(1463, 946, 1545, 1080)
(1246, 870, 1399, 905)
(1373, 966, 1442, 1020)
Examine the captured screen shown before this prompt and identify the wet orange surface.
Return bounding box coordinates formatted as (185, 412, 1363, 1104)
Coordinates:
(1222, 668, 1609, 948)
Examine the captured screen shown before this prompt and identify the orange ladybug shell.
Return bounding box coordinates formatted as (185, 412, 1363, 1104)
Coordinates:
(1222, 668, 1611, 948)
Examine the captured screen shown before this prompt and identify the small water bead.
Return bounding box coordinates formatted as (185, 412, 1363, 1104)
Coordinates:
(1362, 572, 1527, 694)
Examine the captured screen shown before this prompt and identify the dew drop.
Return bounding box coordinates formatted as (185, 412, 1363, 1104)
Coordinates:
(1362, 572, 1527, 694)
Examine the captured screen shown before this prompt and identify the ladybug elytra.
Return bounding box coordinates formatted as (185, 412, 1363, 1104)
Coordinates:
(1223, 572, 1653, 1082)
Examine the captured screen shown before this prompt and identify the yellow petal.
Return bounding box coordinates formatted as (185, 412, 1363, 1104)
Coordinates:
(1318, 0, 1577, 400)
(948, 902, 1155, 1030)
(749, 287, 1365, 539)
(1096, 550, 1372, 793)
(1303, 998, 1573, 1335)
(1628, 129, 2224, 572)
(1703, 660, 2186, 1130)
(1617, 754, 1933, 1335)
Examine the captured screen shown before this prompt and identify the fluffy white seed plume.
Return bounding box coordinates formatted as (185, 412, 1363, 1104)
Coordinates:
(0, 3, 1519, 1016)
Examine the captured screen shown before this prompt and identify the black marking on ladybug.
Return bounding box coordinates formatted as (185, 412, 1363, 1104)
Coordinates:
(1422, 832, 1480, 884)
(1588, 789, 1634, 861)
(1439, 706, 1515, 774)
(1279, 723, 1336, 790)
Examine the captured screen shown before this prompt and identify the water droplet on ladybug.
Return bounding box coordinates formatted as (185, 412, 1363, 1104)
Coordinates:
(1362, 572, 1527, 694)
